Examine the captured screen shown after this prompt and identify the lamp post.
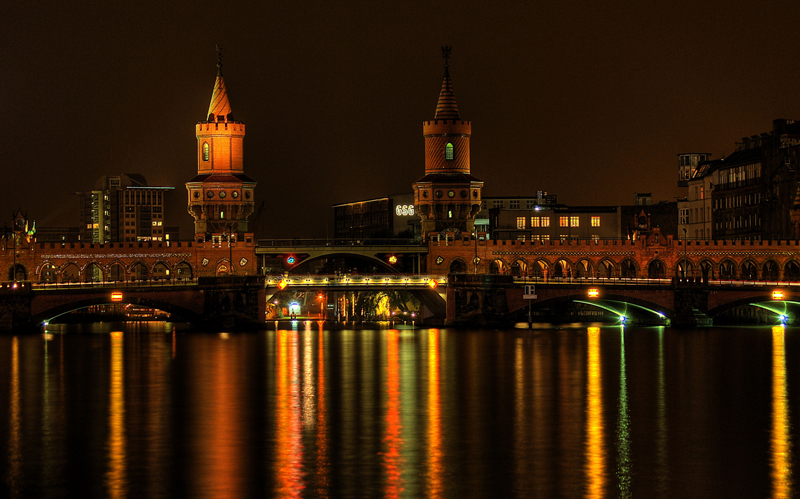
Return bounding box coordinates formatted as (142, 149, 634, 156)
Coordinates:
(682, 227, 687, 279)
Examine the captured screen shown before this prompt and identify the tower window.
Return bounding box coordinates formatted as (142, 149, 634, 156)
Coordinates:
(203, 142, 210, 161)
(445, 143, 454, 160)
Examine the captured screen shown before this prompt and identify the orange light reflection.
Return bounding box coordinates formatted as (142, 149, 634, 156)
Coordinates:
(771, 326, 793, 498)
(426, 329, 443, 497)
(585, 327, 605, 498)
(276, 330, 305, 497)
(106, 332, 127, 499)
(384, 330, 404, 497)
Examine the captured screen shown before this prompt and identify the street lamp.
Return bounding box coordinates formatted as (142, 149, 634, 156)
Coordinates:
(682, 228, 687, 279)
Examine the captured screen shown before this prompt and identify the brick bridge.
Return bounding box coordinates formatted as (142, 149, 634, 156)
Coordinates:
(0, 277, 266, 331)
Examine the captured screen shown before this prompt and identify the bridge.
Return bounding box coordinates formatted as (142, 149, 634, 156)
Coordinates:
(0, 276, 266, 331)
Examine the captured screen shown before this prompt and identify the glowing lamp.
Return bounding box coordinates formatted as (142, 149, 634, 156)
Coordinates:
(277, 279, 288, 290)
(773, 290, 785, 300)
(287, 256, 296, 264)
(388, 255, 398, 264)
(588, 288, 600, 298)
(111, 291, 123, 302)
(428, 279, 438, 289)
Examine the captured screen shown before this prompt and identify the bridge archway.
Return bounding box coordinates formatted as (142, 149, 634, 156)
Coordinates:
(108, 262, 125, 282)
(785, 261, 800, 281)
(510, 259, 526, 276)
(176, 262, 193, 279)
(647, 259, 666, 278)
(762, 260, 779, 280)
(449, 258, 467, 274)
(61, 263, 80, 282)
(39, 263, 57, 283)
(597, 259, 614, 278)
(131, 262, 148, 280)
(8, 264, 27, 281)
(575, 259, 593, 278)
(675, 259, 693, 278)
(523, 292, 673, 323)
(153, 261, 170, 280)
(741, 260, 757, 280)
(489, 259, 505, 275)
(719, 259, 736, 279)
(698, 259, 713, 279)
(553, 258, 572, 278)
(528, 259, 549, 278)
(620, 258, 637, 278)
(34, 296, 203, 326)
(83, 263, 103, 283)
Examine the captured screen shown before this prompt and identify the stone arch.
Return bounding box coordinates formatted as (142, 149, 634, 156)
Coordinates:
(762, 260, 779, 281)
(597, 259, 615, 278)
(647, 259, 666, 279)
(553, 258, 572, 278)
(675, 258, 694, 277)
(152, 261, 170, 280)
(38, 262, 58, 283)
(83, 262, 103, 282)
(740, 259, 757, 280)
(510, 259, 526, 277)
(107, 261, 126, 282)
(8, 264, 27, 281)
(719, 259, 737, 279)
(620, 258, 637, 278)
(489, 259, 505, 275)
(216, 259, 232, 276)
(175, 261, 193, 279)
(529, 259, 549, 279)
(449, 258, 467, 274)
(61, 263, 80, 282)
(130, 261, 149, 280)
(574, 259, 594, 278)
(784, 260, 800, 281)
(698, 259, 714, 279)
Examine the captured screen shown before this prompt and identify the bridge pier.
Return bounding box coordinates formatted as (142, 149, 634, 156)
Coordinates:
(0, 282, 35, 332)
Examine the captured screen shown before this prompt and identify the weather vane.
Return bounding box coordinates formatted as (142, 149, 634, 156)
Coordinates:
(216, 44, 223, 73)
(442, 45, 451, 67)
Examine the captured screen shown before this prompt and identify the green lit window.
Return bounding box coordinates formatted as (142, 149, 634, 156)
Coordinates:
(203, 143, 210, 161)
(445, 143, 454, 160)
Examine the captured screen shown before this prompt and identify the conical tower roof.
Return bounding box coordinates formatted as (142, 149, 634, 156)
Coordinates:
(207, 48, 233, 121)
(434, 65, 460, 119)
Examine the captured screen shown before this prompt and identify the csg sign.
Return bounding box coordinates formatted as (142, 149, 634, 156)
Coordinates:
(523, 285, 537, 299)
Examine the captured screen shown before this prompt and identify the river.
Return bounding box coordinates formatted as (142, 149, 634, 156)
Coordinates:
(0, 322, 797, 498)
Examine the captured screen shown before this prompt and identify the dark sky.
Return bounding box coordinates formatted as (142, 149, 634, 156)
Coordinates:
(7, 0, 800, 238)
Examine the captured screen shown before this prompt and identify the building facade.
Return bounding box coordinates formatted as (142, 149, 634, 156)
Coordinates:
(332, 193, 418, 239)
(76, 174, 175, 243)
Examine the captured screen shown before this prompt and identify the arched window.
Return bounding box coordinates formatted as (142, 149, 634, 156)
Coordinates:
(445, 142, 454, 160)
(203, 142, 210, 161)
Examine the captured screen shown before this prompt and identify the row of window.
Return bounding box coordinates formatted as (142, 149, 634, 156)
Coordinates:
(718, 163, 761, 186)
(515, 234, 602, 242)
(516, 216, 600, 229)
(715, 214, 762, 231)
(715, 192, 762, 210)
(490, 199, 541, 209)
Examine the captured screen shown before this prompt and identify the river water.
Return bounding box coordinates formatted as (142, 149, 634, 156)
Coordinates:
(0, 322, 797, 498)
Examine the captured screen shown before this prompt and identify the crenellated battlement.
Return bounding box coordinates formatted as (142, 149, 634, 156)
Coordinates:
(196, 121, 246, 134)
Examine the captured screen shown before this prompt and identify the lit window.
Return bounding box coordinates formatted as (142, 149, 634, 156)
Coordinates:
(559, 216, 569, 227)
(445, 143, 454, 160)
(541, 217, 550, 227)
(516, 217, 526, 229)
(530, 217, 540, 227)
(591, 216, 600, 227)
(203, 142, 210, 161)
(570, 216, 579, 227)
(517, 235, 526, 242)
(541, 235, 550, 242)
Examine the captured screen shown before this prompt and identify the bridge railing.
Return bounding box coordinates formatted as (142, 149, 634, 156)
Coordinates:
(26, 278, 200, 290)
(266, 274, 447, 288)
(256, 238, 424, 248)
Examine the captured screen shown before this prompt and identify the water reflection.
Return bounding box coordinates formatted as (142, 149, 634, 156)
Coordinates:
(585, 326, 606, 497)
(276, 330, 304, 497)
(8, 336, 21, 496)
(771, 325, 793, 498)
(426, 329, 444, 496)
(616, 328, 631, 498)
(106, 332, 127, 498)
(383, 330, 403, 497)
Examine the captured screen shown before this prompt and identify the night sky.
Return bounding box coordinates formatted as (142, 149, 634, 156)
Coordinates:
(7, 0, 800, 238)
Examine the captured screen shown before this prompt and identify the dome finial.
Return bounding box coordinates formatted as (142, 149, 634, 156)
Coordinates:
(442, 45, 451, 69)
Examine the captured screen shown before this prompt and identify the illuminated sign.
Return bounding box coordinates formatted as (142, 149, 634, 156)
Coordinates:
(278, 279, 288, 290)
(773, 290, 785, 300)
(588, 288, 600, 298)
(111, 291, 123, 302)
(287, 256, 296, 264)
(388, 256, 398, 264)
(428, 279, 438, 289)
(395, 205, 415, 216)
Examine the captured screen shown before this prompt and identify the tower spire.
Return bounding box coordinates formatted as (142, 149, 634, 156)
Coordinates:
(434, 45, 459, 120)
(207, 45, 233, 121)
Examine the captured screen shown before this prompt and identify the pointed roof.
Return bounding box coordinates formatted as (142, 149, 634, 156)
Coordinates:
(434, 66, 460, 120)
(207, 48, 233, 121)
(434, 47, 460, 120)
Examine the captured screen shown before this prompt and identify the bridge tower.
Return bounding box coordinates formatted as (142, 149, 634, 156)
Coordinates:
(413, 47, 483, 240)
(186, 48, 257, 238)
